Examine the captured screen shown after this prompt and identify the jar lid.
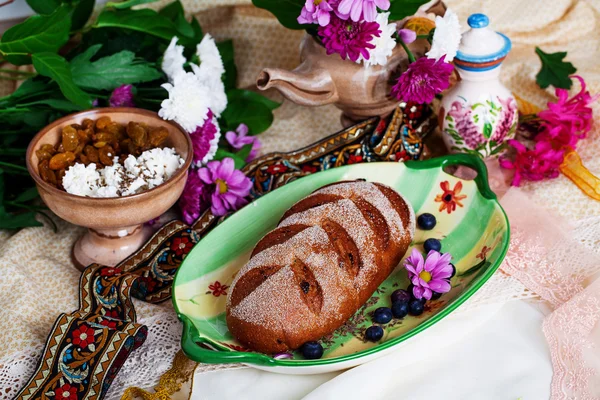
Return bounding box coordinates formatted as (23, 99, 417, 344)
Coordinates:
(454, 14, 511, 71)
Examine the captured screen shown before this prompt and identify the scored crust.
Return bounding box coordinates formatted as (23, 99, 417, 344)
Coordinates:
(226, 181, 414, 354)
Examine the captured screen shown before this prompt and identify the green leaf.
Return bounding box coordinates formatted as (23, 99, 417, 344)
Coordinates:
(190, 17, 204, 43)
(236, 143, 253, 163)
(213, 151, 246, 170)
(72, 0, 96, 30)
(0, 108, 52, 129)
(0, 5, 71, 65)
(251, 0, 305, 30)
(227, 89, 281, 111)
(26, 0, 61, 15)
(483, 122, 492, 139)
(0, 79, 53, 107)
(221, 99, 274, 135)
(107, 0, 160, 9)
(389, 0, 430, 21)
(216, 40, 237, 91)
(535, 47, 577, 89)
(0, 211, 43, 229)
(21, 98, 84, 112)
(96, 9, 187, 42)
(158, 0, 195, 39)
(70, 45, 162, 91)
(32, 52, 93, 108)
(14, 187, 39, 203)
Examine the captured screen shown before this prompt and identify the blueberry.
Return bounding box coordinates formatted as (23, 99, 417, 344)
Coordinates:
(408, 299, 425, 316)
(300, 341, 323, 359)
(450, 263, 456, 277)
(417, 213, 436, 230)
(424, 238, 441, 253)
(373, 307, 393, 324)
(365, 325, 384, 342)
(431, 291, 442, 300)
(391, 301, 408, 318)
(390, 289, 410, 305)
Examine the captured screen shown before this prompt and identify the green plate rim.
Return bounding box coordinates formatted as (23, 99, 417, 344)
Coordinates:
(173, 154, 511, 367)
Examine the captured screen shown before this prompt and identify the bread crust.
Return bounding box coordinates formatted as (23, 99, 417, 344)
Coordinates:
(226, 181, 414, 354)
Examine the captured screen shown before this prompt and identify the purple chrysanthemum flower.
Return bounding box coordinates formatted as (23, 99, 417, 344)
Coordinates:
(337, 0, 390, 22)
(179, 169, 210, 225)
(391, 55, 454, 104)
(225, 123, 261, 162)
(318, 16, 381, 62)
(190, 110, 220, 167)
(404, 248, 453, 300)
(109, 84, 135, 108)
(298, 0, 335, 26)
(198, 158, 252, 217)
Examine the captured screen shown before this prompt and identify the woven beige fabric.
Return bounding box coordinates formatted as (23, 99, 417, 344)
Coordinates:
(0, 0, 599, 397)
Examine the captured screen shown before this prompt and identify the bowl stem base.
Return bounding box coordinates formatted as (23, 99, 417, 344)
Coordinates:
(72, 224, 153, 271)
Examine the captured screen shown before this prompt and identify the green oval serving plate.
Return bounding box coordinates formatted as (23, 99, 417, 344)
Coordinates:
(173, 154, 510, 374)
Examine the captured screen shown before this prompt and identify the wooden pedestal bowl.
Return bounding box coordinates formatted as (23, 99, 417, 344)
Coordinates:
(26, 108, 193, 271)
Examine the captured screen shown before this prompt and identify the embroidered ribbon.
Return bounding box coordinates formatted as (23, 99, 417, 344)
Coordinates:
(16, 104, 435, 399)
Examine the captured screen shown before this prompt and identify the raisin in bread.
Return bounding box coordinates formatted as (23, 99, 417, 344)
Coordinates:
(226, 180, 414, 354)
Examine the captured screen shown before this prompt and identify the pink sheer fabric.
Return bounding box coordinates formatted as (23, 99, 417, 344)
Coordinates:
(486, 161, 600, 399)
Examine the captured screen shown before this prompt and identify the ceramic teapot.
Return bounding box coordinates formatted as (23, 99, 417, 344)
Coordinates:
(440, 13, 518, 158)
(256, 2, 446, 127)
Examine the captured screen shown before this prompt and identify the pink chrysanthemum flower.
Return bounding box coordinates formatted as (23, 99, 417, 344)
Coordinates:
(536, 75, 598, 148)
(198, 158, 253, 217)
(178, 169, 209, 225)
(109, 84, 135, 108)
(318, 16, 381, 62)
(337, 0, 390, 22)
(499, 139, 565, 187)
(298, 0, 335, 26)
(391, 55, 454, 104)
(404, 249, 453, 300)
(190, 110, 220, 167)
(225, 123, 261, 162)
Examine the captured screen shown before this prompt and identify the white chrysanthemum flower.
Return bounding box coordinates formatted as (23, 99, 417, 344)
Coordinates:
(159, 72, 210, 133)
(426, 8, 462, 62)
(190, 63, 227, 117)
(359, 12, 397, 67)
(196, 33, 225, 79)
(162, 37, 187, 83)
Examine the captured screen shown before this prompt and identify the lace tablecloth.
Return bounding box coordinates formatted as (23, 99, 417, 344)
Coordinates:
(2, 0, 600, 398)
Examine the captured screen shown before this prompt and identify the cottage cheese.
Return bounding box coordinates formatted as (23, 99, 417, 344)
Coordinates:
(63, 147, 185, 198)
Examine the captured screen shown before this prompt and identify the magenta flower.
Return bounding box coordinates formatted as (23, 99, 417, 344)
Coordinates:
(537, 76, 598, 148)
(198, 158, 253, 217)
(298, 0, 334, 26)
(397, 28, 417, 44)
(225, 123, 261, 162)
(404, 249, 453, 300)
(337, 0, 390, 22)
(318, 16, 381, 62)
(499, 139, 565, 187)
(179, 169, 209, 225)
(109, 84, 135, 108)
(391, 55, 454, 104)
(190, 110, 220, 167)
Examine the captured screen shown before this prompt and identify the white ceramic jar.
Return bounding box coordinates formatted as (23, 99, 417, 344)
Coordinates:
(440, 13, 518, 158)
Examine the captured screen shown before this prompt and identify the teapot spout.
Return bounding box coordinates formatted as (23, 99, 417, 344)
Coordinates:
(256, 67, 338, 107)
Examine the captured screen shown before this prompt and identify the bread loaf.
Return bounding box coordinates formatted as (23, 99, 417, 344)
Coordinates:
(226, 180, 414, 354)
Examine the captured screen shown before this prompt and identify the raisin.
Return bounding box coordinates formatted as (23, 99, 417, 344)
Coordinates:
(56, 168, 66, 189)
(40, 144, 56, 155)
(149, 127, 168, 147)
(36, 148, 53, 162)
(77, 129, 92, 145)
(61, 125, 78, 152)
(82, 119, 94, 130)
(79, 154, 90, 165)
(94, 132, 115, 144)
(56, 143, 65, 153)
(49, 153, 70, 170)
(84, 145, 99, 162)
(39, 160, 57, 186)
(98, 145, 115, 166)
(94, 141, 107, 148)
(96, 116, 111, 130)
(127, 122, 147, 147)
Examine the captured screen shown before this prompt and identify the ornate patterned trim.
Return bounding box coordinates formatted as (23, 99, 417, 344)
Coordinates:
(16, 103, 435, 399)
